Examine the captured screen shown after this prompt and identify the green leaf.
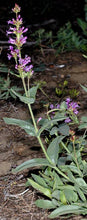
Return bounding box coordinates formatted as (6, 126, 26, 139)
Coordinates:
(31, 173, 48, 187)
(29, 85, 39, 99)
(76, 178, 87, 186)
(63, 189, 78, 202)
(79, 116, 87, 129)
(67, 170, 76, 183)
(11, 89, 34, 104)
(80, 84, 87, 92)
(60, 191, 67, 204)
(48, 205, 84, 218)
(83, 163, 87, 176)
(60, 101, 67, 110)
(12, 158, 52, 173)
(11, 85, 38, 104)
(75, 185, 86, 201)
(27, 178, 52, 198)
(53, 171, 63, 190)
(61, 164, 82, 175)
(35, 199, 56, 209)
(37, 116, 66, 136)
(50, 126, 58, 135)
(47, 137, 60, 165)
(52, 190, 60, 200)
(3, 117, 36, 136)
(81, 116, 87, 122)
(58, 124, 69, 136)
(78, 123, 87, 129)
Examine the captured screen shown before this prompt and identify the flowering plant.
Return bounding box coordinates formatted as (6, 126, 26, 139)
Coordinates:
(4, 4, 87, 218)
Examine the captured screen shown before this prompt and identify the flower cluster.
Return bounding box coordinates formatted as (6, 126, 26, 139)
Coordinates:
(50, 98, 79, 123)
(7, 3, 33, 76)
(65, 98, 79, 123)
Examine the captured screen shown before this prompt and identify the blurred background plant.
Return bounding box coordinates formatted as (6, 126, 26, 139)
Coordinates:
(29, 0, 87, 55)
(55, 80, 79, 99)
(0, 63, 22, 100)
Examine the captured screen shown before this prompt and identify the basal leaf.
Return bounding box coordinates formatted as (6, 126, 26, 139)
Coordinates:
(76, 178, 87, 186)
(60, 191, 67, 204)
(49, 204, 82, 218)
(27, 178, 52, 198)
(35, 199, 56, 209)
(31, 173, 48, 187)
(12, 158, 52, 173)
(64, 189, 78, 202)
(53, 171, 63, 190)
(52, 190, 60, 200)
(75, 185, 86, 201)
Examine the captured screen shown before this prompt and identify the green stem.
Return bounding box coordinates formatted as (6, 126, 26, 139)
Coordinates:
(21, 76, 70, 181)
(61, 141, 70, 154)
(21, 76, 54, 163)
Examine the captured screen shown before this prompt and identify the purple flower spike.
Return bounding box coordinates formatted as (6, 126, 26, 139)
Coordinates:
(7, 4, 33, 77)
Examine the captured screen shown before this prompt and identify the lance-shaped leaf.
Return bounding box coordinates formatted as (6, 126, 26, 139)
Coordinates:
(75, 185, 86, 201)
(27, 178, 52, 198)
(11, 85, 38, 104)
(47, 136, 64, 165)
(11, 89, 34, 104)
(35, 199, 56, 209)
(48, 204, 84, 218)
(80, 84, 87, 92)
(31, 173, 48, 187)
(3, 117, 36, 136)
(12, 158, 52, 173)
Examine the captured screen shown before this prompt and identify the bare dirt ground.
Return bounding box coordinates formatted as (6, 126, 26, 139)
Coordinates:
(0, 51, 87, 219)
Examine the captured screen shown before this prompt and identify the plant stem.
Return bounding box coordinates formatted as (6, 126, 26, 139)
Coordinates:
(21, 75, 70, 181)
(61, 141, 70, 154)
(21, 76, 54, 163)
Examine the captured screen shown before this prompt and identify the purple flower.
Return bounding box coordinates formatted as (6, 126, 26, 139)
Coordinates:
(50, 98, 79, 124)
(56, 104, 60, 109)
(50, 103, 60, 110)
(7, 19, 15, 25)
(19, 55, 31, 66)
(8, 37, 16, 44)
(65, 98, 79, 115)
(7, 4, 33, 77)
(24, 65, 33, 72)
(65, 118, 71, 123)
(7, 53, 12, 60)
(19, 35, 27, 46)
(66, 98, 71, 103)
(50, 104, 54, 109)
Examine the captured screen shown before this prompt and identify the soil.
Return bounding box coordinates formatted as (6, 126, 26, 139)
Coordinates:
(0, 50, 87, 220)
